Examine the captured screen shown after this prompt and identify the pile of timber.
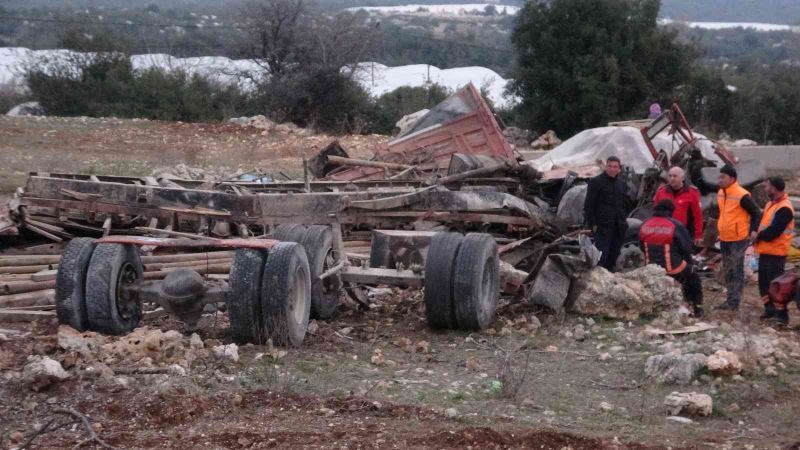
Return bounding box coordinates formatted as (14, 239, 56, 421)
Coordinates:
(0, 251, 234, 323)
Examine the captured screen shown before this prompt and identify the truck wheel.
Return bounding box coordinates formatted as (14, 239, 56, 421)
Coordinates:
(453, 233, 499, 331)
(300, 225, 341, 320)
(227, 248, 268, 344)
(85, 244, 143, 335)
(424, 232, 464, 330)
(273, 224, 306, 242)
(262, 242, 311, 347)
(55, 238, 96, 331)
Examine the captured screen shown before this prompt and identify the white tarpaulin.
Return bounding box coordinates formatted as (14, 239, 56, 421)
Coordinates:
(529, 126, 723, 174)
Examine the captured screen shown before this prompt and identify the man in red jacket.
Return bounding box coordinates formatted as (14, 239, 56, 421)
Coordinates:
(653, 166, 704, 247)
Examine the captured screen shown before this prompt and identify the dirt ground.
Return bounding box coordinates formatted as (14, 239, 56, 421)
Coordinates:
(0, 116, 387, 193)
(1, 116, 800, 449)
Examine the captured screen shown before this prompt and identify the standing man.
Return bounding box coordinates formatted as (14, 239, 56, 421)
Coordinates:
(754, 176, 795, 324)
(654, 166, 704, 247)
(716, 165, 761, 311)
(585, 156, 629, 271)
(640, 199, 704, 317)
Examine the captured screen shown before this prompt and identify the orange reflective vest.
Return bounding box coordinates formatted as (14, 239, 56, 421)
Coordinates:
(717, 182, 752, 242)
(755, 194, 795, 256)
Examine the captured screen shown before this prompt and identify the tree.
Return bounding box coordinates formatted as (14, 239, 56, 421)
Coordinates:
(237, 1, 380, 133)
(510, 0, 694, 136)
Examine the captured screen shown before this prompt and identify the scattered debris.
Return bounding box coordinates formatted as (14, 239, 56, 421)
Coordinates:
(664, 392, 713, 417)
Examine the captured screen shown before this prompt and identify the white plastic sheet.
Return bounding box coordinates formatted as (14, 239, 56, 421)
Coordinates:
(529, 126, 723, 174)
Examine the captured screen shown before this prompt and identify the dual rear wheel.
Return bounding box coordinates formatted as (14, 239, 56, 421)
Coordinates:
(424, 232, 499, 331)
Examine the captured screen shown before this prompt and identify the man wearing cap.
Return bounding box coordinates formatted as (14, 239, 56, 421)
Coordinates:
(754, 176, 795, 324)
(654, 166, 704, 247)
(639, 199, 704, 317)
(716, 165, 761, 311)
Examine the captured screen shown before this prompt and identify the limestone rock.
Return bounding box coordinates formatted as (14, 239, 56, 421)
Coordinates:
(22, 356, 70, 391)
(707, 350, 742, 376)
(57, 325, 107, 359)
(530, 130, 562, 150)
(212, 344, 239, 363)
(189, 333, 204, 350)
(664, 392, 712, 417)
(645, 351, 707, 384)
(572, 265, 683, 320)
(7, 101, 45, 117)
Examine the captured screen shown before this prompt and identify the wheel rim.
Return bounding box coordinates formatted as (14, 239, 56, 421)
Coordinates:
(289, 265, 309, 325)
(116, 262, 139, 320)
(478, 256, 494, 318)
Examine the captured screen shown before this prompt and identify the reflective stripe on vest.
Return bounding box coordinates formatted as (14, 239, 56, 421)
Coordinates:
(755, 194, 795, 256)
(717, 182, 752, 242)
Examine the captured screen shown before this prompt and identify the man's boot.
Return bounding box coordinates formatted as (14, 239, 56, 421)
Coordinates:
(760, 298, 776, 320)
(773, 309, 789, 326)
(693, 305, 704, 318)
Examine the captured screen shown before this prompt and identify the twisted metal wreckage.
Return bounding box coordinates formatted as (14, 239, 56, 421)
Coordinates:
(0, 84, 767, 345)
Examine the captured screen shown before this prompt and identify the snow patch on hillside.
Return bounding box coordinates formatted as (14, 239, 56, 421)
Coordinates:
(354, 62, 513, 108)
(346, 4, 520, 15)
(1, 48, 515, 107)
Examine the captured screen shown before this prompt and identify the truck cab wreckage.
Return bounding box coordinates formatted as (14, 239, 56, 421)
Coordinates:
(0, 84, 769, 345)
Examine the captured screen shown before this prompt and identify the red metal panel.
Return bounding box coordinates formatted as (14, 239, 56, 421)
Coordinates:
(326, 84, 513, 181)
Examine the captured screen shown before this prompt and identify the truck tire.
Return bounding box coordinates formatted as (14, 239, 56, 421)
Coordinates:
(424, 232, 464, 330)
(300, 225, 341, 320)
(262, 242, 312, 347)
(55, 238, 96, 331)
(453, 233, 499, 331)
(227, 248, 268, 344)
(273, 224, 306, 243)
(85, 244, 143, 335)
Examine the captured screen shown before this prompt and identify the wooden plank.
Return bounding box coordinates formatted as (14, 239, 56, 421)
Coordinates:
(1, 280, 57, 295)
(31, 269, 58, 282)
(0, 290, 56, 308)
(0, 309, 56, 322)
(140, 251, 235, 264)
(0, 264, 57, 274)
(5, 304, 55, 311)
(0, 255, 61, 267)
(644, 323, 718, 336)
(339, 267, 423, 287)
(143, 308, 169, 320)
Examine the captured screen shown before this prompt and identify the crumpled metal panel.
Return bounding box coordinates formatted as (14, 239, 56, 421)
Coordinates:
(324, 84, 514, 181)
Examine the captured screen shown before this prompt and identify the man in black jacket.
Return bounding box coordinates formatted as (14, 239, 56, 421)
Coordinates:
(584, 156, 628, 271)
(639, 199, 704, 317)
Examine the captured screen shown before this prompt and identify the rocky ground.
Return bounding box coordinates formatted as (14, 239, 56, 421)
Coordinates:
(1, 278, 800, 449)
(1, 116, 800, 449)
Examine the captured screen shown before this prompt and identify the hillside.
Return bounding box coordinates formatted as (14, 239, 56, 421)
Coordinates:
(661, 0, 800, 24)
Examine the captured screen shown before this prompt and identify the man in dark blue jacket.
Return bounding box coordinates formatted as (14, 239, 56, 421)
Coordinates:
(639, 199, 704, 317)
(584, 156, 628, 271)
